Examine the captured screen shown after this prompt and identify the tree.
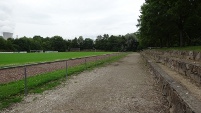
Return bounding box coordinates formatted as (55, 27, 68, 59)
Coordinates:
(95, 35, 104, 50)
(94, 33, 138, 51)
(166, 0, 199, 46)
(125, 33, 138, 51)
(42, 37, 51, 51)
(13, 37, 31, 51)
(137, 0, 201, 48)
(78, 36, 84, 50)
(65, 39, 71, 51)
(83, 38, 94, 49)
(50, 36, 66, 52)
(6, 38, 16, 51)
(70, 37, 79, 48)
(0, 37, 6, 51)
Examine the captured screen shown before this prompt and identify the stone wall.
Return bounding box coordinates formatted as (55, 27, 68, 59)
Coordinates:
(141, 53, 201, 113)
(144, 50, 201, 86)
(144, 50, 201, 62)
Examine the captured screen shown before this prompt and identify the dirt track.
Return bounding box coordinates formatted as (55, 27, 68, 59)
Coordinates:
(0, 55, 107, 84)
(2, 53, 168, 113)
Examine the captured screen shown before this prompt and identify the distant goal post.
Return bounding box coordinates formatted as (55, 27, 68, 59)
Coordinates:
(30, 50, 43, 53)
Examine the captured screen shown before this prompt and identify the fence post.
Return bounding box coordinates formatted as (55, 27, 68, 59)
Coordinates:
(66, 60, 68, 79)
(24, 65, 27, 96)
(85, 57, 87, 69)
(96, 56, 98, 66)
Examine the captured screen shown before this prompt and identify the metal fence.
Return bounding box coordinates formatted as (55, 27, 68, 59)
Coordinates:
(0, 53, 120, 95)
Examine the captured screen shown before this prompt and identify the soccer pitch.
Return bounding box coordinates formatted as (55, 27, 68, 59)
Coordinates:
(0, 52, 112, 67)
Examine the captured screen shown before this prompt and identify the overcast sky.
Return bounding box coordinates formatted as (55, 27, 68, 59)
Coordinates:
(0, 0, 144, 39)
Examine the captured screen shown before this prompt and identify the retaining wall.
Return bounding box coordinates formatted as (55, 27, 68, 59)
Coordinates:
(141, 53, 201, 113)
(144, 50, 201, 62)
(144, 50, 201, 86)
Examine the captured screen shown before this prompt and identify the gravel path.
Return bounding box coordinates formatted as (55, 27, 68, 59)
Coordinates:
(2, 53, 167, 113)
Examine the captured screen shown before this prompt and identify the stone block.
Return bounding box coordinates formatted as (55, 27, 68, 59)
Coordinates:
(180, 62, 187, 75)
(198, 67, 201, 84)
(173, 60, 179, 71)
(186, 70, 192, 78)
(195, 52, 201, 61)
(187, 51, 194, 60)
(181, 51, 186, 59)
(192, 65, 199, 74)
(177, 61, 185, 75)
(194, 74, 200, 84)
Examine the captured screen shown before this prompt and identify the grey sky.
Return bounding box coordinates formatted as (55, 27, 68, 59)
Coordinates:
(0, 0, 144, 39)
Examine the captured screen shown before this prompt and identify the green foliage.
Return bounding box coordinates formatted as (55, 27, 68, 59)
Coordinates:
(137, 0, 201, 48)
(95, 33, 138, 52)
(83, 38, 94, 49)
(0, 96, 22, 110)
(70, 37, 79, 48)
(50, 36, 66, 52)
(0, 34, 139, 52)
(0, 37, 6, 50)
(159, 46, 201, 51)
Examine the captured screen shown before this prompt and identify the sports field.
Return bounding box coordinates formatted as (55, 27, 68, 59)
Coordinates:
(0, 52, 112, 67)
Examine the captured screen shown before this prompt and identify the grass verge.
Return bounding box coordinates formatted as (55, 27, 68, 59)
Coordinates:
(158, 46, 201, 51)
(0, 53, 128, 110)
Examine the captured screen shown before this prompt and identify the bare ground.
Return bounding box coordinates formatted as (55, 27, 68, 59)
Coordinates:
(2, 53, 168, 113)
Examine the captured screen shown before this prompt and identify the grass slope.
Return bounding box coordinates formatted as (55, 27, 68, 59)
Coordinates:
(158, 46, 201, 51)
(0, 52, 112, 67)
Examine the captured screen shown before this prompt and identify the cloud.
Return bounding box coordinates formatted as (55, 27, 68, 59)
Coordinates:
(8, 0, 145, 39)
(0, 0, 15, 35)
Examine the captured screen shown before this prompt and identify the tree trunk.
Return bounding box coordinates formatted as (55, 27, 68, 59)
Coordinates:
(166, 34, 170, 48)
(160, 38, 163, 48)
(178, 15, 184, 47)
(179, 30, 183, 47)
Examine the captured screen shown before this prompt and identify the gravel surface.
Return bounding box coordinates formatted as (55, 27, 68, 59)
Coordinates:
(2, 53, 168, 113)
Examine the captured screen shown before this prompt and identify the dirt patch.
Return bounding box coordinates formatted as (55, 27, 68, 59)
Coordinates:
(2, 53, 168, 113)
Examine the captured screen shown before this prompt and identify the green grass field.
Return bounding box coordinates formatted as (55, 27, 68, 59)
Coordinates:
(0, 52, 112, 67)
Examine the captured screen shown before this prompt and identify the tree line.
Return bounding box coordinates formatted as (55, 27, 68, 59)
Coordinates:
(137, 0, 201, 48)
(0, 33, 138, 52)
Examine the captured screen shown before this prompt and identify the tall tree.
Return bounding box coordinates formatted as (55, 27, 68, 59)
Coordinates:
(0, 37, 6, 51)
(70, 37, 79, 48)
(83, 38, 94, 49)
(78, 36, 84, 50)
(50, 36, 66, 52)
(13, 37, 31, 51)
(137, 0, 201, 48)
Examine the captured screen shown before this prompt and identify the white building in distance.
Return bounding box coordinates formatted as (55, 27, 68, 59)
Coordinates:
(3, 32, 13, 39)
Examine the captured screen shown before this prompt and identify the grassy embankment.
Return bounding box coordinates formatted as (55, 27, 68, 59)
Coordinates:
(158, 46, 201, 51)
(0, 52, 112, 67)
(0, 52, 128, 110)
